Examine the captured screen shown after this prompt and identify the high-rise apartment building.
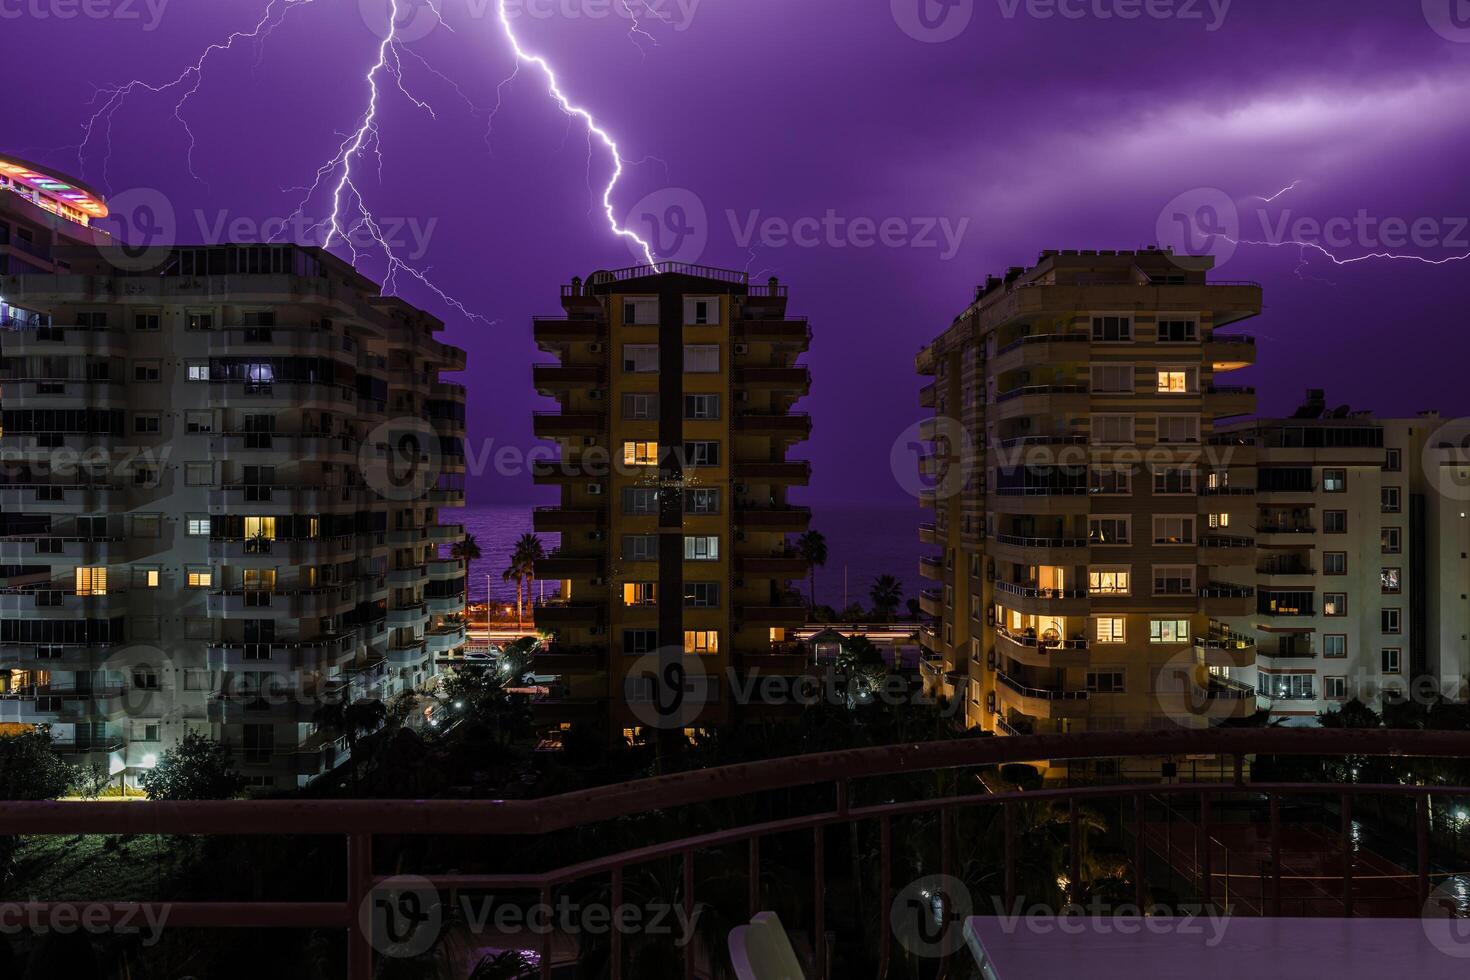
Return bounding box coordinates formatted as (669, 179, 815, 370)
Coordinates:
(915, 248, 1262, 741)
(0, 170, 467, 789)
(531, 263, 811, 737)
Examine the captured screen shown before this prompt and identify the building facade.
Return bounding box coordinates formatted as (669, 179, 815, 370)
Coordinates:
(915, 248, 1262, 739)
(0, 174, 467, 788)
(531, 263, 811, 737)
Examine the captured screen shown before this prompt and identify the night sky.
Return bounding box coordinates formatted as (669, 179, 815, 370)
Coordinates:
(8, 0, 1470, 508)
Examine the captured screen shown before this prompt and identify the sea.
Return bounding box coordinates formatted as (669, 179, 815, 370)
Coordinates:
(451, 502, 924, 612)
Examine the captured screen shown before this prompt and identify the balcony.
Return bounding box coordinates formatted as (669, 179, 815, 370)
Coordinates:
(1204, 384, 1255, 419)
(537, 555, 603, 579)
(734, 412, 812, 441)
(990, 384, 1088, 420)
(739, 505, 812, 532)
(533, 317, 605, 348)
(534, 601, 604, 629)
(0, 685, 130, 723)
(991, 533, 1089, 563)
(389, 639, 431, 663)
(740, 599, 807, 625)
(386, 565, 427, 587)
(386, 603, 428, 629)
(533, 412, 607, 439)
(206, 588, 356, 618)
(919, 556, 944, 581)
(1200, 583, 1255, 616)
(918, 381, 936, 409)
(734, 460, 811, 485)
(533, 365, 604, 394)
(993, 581, 1090, 616)
(533, 644, 606, 673)
(993, 627, 1090, 669)
(738, 555, 809, 576)
(918, 523, 939, 545)
(990, 332, 1089, 372)
(918, 588, 944, 617)
(1197, 534, 1256, 564)
(206, 639, 350, 671)
(425, 593, 463, 616)
(1204, 333, 1256, 371)
(427, 523, 464, 544)
(533, 507, 605, 534)
(1195, 631, 1257, 669)
(426, 558, 464, 581)
(735, 318, 811, 346)
(995, 671, 1089, 719)
(734, 367, 811, 392)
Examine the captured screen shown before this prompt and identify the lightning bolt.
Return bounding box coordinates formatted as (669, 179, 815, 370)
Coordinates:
(494, 0, 659, 265)
(1225, 236, 1470, 268)
(1251, 178, 1302, 203)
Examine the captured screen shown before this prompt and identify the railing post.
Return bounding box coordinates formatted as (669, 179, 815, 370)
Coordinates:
(540, 884, 553, 980)
(813, 828, 826, 980)
(1418, 795, 1431, 908)
(346, 833, 372, 980)
(683, 850, 696, 980)
(611, 869, 623, 980)
(878, 816, 892, 980)
(1068, 797, 1080, 905)
(1134, 795, 1147, 909)
(1200, 793, 1212, 911)
(1341, 793, 1353, 917)
(1269, 794, 1282, 917)
(1004, 801, 1017, 911)
(748, 835, 762, 919)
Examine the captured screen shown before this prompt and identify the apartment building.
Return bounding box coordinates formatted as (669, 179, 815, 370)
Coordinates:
(1220, 395, 1469, 720)
(0, 177, 467, 788)
(531, 262, 811, 737)
(915, 248, 1262, 742)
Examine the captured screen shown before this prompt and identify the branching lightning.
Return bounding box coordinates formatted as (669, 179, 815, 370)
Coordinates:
(1251, 178, 1302, 203)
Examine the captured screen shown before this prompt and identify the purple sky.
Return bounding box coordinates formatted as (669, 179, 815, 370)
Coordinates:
(8, 0, 1470, 507)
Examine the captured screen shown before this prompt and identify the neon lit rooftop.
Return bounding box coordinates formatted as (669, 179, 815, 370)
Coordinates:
(0, 153, 108, 226)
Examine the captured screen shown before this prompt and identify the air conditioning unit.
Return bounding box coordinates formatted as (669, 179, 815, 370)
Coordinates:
(734, 483, 748, 494)
(586, 483, 603, 495)
(589, 343, 604, 353)
(733, 343, 749, 355)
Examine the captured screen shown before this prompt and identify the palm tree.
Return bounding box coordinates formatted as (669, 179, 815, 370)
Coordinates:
(451, 533, 482, 625)
(869, 574, 903, 622)
(795, 530, 827, 609)
(503, 533, 547, 629)
(312, 697, 388, 795)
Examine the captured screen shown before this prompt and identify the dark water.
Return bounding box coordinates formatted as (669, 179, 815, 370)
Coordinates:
(450, 503, 923, 610)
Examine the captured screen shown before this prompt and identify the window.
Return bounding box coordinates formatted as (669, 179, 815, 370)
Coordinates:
(1152, 516, 1196, 545)
(135, 567, 160, 589)
(132, 514, 160, 537)
(75, 567, 107, 596)
(1156, 414, 1201, 444)
(1207, 512, 1230, 529)
(685, 582, 720, 608)
(622, 344, 659, 373)
(1152, 467, 1196, 495)
(1381, 486, 1401, 513)
(133, 466, 158, 487)
(683, 441, 720, 467)
(623, 582, 658, 606)
(1157, 318, 1198, 342)
(187, 567, 213, 588)
(684, 394, 720, 419)
(686, 488, 721, 514)
(1087, 670, 1125, 694)
(1323, 552, 1346, 575)
(134, 312, 160, 331)
(186, 362, 209, 382)
(1156, 367, 1196, 393)
(1150, 619, 1190, 643)
(1089, 364, 1134, 394)
(1091, 314, 1132, 342)
(684, 296, 718, 325)
(622, 534, 657, 561)
(134, 360, 160, 382)
(1152, 566, 1195, 596)
(684, 630, 719, 654)
(1381, 608, 1401, 634)
(243, 516, 276, 544)
(1262, 673, 1315, 700)
(1324, 634, 1347, 659)
(1323, 592, 1347, 617)
(134, 413, 160, 434)
(623, 441, 658, 467)
(623, 297, 658, 324)
(1088, 516, 1131, 545)
(1095, 618, 1126, 643)
(683, 345, 720, 373)
(1381, 567, 1401, 594)
(1324, 511, 1347, 534)
(185, 463, 214, 486)
(621, 488, 659, 515)
(1325, 676, 1348, 700)
(622, 393, 658, 420)
(1323, 468, 1346, 493)
(623, 629, 658, 655)
(684, 536, 719, 561)
(183, 669, 210, 691)
(185, 411, 213, 433)
(1089, 467, 1132, 495)
(1383, 449, 1401, 472)
(1381, 527, 1402, 554)
(186, 311, 214, 331)
(1088, 567, 1131, 596)
(1382, 648, 1402, 674)
(1091, 414, 1134, 444)
(186, 517, 210, 537)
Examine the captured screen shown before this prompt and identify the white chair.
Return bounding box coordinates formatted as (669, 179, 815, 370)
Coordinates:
(728, 911, 805, 980)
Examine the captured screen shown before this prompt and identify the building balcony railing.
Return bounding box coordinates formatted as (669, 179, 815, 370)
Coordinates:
(994, 435, 1088, 449)
(993, 383, 1088, 403)
(532, 507, 605, 534)
(995, 332, 1089, 357)
(734, 367, 811, 391)
(537, 555, 603, 579)
(995, 670, 1089, 703)
(1199, 485, 1256, 496)
(738, 505, 812, 532)
(534, 601, 605, 628)
(533, 412, 607, 438)
(993, 533, 1089, 550)
(532, 365, 605, 392)
(734, 460, 811, 484)
(733, 412, 812, 439)
(993, 582, 1089, 601)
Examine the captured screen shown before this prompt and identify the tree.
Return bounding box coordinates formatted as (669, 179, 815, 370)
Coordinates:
(138, 731, 243, 801)
(313, 697, 389, 795)
(503, 533, 547, 629)
(868, 574, 903, 622)
(451, 532, 483, 624)
(0, 730, 76, 801)
(795, 530, 828, 609)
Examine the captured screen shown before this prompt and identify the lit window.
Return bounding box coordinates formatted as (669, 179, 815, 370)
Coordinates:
(1323, 468, 1346, 493)
(623, 441, 658, 467)
(1152, 516, 1196, 545)
(1323, 592, 1347, 617)
(1149, 619, 1191, 643)
(186, 362, 209, 382)
(684, 536, 719, 561)
(1095, 617, 1126, 643)
(187, 517, 210, 536)
(1381, 568, 1401, 594)
(1156, 369, 1194, 393)
(684, 630, 718, 654)
(187, 567, 213, 588)
(1088, 567, 1131, 596)
(623, 582, 658, 606)
(75, 566, 107, 596)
